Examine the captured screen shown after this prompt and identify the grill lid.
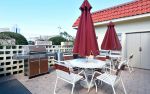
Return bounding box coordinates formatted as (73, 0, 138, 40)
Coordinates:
(24, 45, 47, 54)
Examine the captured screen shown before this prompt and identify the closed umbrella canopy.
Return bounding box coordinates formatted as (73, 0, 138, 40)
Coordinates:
(101, 22, 121, 50)
(73, 0, 99, 57)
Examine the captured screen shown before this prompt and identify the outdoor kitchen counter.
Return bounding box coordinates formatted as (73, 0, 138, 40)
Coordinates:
(13, 54, 29, 60)
(13, 52, 55, 60)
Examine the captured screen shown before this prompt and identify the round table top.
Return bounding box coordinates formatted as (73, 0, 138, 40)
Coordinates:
(66, 58, 106, 69)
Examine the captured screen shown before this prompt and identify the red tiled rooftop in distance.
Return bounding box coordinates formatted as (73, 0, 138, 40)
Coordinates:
(73, 0, 150, 27)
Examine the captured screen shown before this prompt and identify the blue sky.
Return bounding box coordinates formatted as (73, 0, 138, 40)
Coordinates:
(0, 0, 133, 40)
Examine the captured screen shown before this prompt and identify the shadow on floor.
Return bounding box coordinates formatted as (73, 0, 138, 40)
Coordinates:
(0, 79, 32, 94)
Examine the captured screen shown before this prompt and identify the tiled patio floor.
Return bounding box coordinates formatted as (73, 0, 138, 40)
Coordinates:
(0, 68, 150, 94)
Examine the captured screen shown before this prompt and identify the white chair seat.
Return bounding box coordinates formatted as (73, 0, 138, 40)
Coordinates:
(88, 61, 127, 94)
(97, 73, 117, 85)
(69, 73, 83, 83)
(54, 63, 86, 94)
(56, 70, 83, 83)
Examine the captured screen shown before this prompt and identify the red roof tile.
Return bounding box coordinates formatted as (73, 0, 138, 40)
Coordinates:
(73, 0, 150, 27)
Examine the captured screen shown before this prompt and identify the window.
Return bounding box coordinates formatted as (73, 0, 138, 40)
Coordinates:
(117, 33, 122, 44)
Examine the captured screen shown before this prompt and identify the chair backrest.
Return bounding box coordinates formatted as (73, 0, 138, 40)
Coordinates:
(128, 53, 133, 62)
(110, 50, 121, 56)
(95, 56, 106, 61)
(54, 52, 64, 62)
(100, 50, 110, 57)
(118, 60, 126, 70)
(55, 63, 70, 73)
(73, 54, 79, 59)
(115, 60, 126, 75)
(55, 63, 72, 80)
(124, 53, 133, 65)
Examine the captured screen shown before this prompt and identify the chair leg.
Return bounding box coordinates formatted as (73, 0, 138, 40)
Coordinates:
(88, 85, 91, 92)
(112, 85, 116, 94)
(112, 62, 115, 70)
(94, 81, 98, 93)
(110, 64, 112, 74)
(127, 64, 132, 73)
(54, 77, 58, 94)
(77, 68, 80, 73)
(130, 64, 134, 72)
(71, 84, 75, 94)
(97, 80, 102, 86)
(120, 78, 127, 94)
(100, 81, 103, 85)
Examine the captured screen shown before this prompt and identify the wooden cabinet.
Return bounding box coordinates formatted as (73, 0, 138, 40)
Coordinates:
(26, 58, 48, 78)
(40, 58, 48, 74)
(29, 59, 39, 77)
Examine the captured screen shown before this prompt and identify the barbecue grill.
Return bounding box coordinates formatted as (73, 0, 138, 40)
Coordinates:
(13, 45, 55, 78)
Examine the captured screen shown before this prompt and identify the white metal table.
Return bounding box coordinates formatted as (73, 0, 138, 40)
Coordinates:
(66, 58, 106, 88)
(66, 58, 106, 68)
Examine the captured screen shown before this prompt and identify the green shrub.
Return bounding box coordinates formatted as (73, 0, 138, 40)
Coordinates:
(49, 36, 67, 45)
(0, 32, 28, 45)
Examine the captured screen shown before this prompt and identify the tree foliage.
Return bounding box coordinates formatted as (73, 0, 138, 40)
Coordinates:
(49, 36, 67, 45)
(0, 33, 11, 39)
(0, 32, 28, 45)
(28, 41, 35, 45)
(59, 31, 74, 42)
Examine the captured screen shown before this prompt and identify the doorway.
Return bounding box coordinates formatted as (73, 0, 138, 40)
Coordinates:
(126, 32, 150, 69)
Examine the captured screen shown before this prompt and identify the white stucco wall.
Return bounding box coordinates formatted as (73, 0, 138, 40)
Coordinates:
(95, 16, 150, 58)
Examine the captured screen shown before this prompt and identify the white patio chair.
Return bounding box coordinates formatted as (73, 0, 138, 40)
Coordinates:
(99, 50, 110, 57)
(109, 50, 122, 72)
(120, 53, 134, 73)
(99, 50, 113, 73)
(88, 61, 127, 94)
(53, 52, 64, 62)
(127, 54, 134, 73)
(105, 58, 113, 73)
(54, 52, 81, 73)
(54, 62, 87, 94)
(103, 56, 117, 74)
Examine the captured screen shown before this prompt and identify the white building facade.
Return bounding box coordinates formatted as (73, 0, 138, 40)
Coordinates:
(73, 0, 150, 69)
(95, 14, 150, 69)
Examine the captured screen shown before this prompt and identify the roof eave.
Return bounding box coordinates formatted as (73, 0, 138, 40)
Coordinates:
(73, 26, 78, 29)
(73, 13, 150, 29)
(94, 13, 150, 26)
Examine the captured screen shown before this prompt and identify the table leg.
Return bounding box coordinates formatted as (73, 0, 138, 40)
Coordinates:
(80, 68, 95, 88)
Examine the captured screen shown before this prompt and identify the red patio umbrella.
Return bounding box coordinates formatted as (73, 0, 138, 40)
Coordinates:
(101, 22, 121, 50)
(73, 0, 99, 57)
